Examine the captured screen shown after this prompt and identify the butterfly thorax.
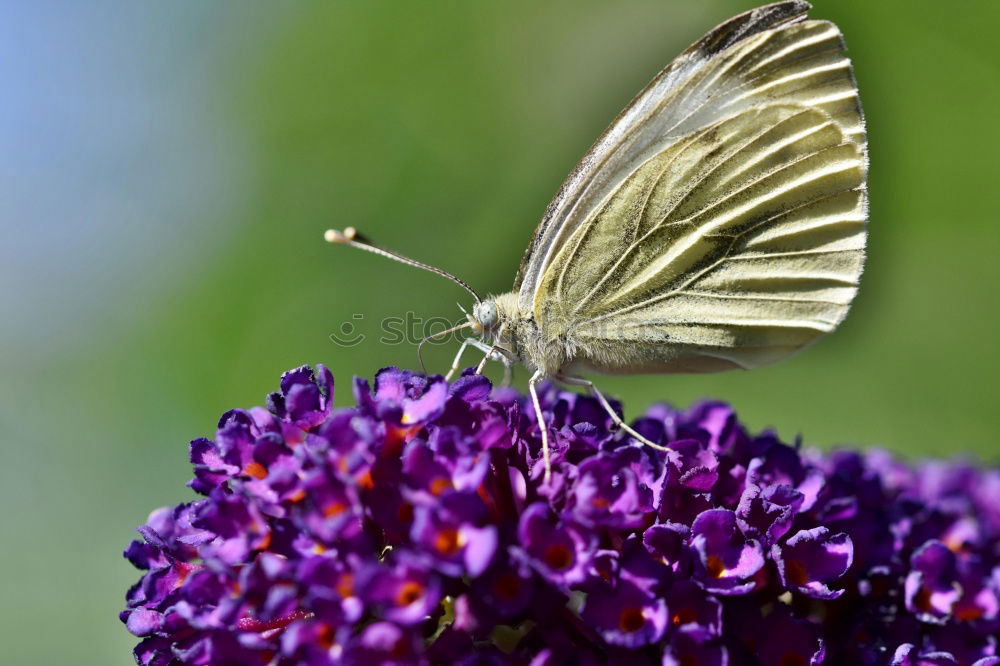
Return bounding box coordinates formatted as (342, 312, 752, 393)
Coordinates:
(485, 291, 572, 376)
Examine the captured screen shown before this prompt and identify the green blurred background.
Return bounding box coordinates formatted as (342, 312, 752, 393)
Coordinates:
(2, 1, 997, 662)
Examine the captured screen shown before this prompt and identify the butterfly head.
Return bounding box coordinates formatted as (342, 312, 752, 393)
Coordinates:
(470, 300, 498, 334)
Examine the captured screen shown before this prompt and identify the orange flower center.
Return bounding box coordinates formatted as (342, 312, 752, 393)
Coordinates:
(786, 560, 809, 586)
(914, 586, 934, 613)
(955, 603, 984, 621)
(243, 461, 268, 480)
(493, 573, 522, 601)
(429, 478, 453, 496)
(323, 501, 347, 518)
(396, 580, 424, 607)
(544, 544, 573, 571)
(336, 573, 354, 598)
(618, 607, 645, 633)
(317, 623, 335, 649)
(434, 528, 462, 556)
(355, 468, 374, 490)
(706, 555, 727, 578)
(672, 606, 698, 626)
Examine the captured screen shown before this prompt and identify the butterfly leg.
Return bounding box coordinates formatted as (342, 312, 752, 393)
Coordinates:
(474, 323, 510, 376)
(528, 369, 552, 483)
(445, 337, 493, 381)
(557, 375, 671, 452)
(476, 350, 514, 388)
(500, 362, 513, 389)
(446, 337, 515, 387)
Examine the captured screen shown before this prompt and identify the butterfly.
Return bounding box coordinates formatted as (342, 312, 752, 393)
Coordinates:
(327, 0, 867, 481)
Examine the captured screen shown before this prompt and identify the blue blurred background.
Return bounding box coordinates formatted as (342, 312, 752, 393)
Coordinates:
(2, 1, 997, 662)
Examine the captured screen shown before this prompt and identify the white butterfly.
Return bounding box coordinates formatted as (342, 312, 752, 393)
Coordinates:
(327, 1, 867, 481)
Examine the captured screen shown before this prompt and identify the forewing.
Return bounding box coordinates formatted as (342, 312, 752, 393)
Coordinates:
(515, 1, 844, 310)
(546, 105, 865, 371)
(526, 4, 867, 372)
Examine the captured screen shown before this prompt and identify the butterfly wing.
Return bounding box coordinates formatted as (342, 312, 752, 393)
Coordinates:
(518, 1, 867, 373)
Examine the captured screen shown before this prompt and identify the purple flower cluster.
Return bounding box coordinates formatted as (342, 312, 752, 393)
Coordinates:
(122, 365, 1000, 665)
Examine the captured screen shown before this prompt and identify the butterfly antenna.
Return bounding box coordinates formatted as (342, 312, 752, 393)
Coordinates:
(325, 227, 481, 304)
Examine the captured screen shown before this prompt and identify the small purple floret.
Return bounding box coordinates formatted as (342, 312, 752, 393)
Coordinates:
(772, 526, 854, 599)
(690, 508, 765, 594)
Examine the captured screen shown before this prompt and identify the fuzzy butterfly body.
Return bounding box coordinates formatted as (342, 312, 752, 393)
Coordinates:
(328, 1, 867, 480)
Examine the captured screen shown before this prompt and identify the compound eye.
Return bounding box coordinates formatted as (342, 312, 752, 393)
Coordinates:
(474, 301, 498, 330)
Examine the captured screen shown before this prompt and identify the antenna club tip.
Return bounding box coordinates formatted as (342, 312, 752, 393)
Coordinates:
(324, 227, 357, 244)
